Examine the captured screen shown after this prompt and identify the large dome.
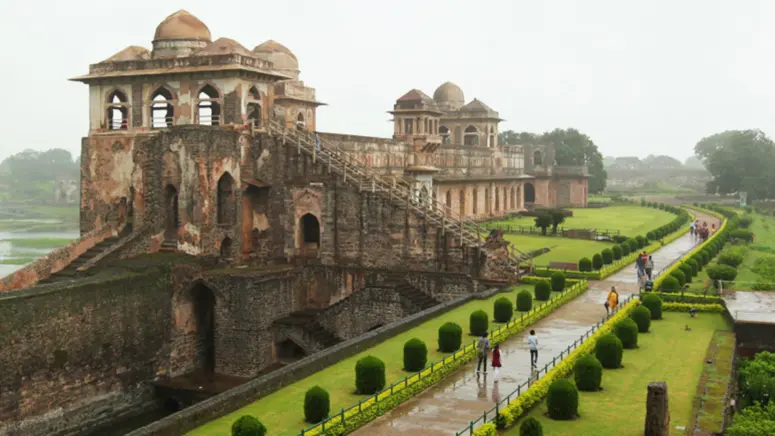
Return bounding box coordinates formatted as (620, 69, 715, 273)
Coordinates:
(433, 82, 465, 104)
(253, 40, 299, 78)
(154, 10, 212, 42)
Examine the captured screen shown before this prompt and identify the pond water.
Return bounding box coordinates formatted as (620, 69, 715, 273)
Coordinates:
(0, 219, 79, 277)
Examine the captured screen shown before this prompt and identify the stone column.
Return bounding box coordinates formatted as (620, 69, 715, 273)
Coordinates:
(645, 382, 670, 436)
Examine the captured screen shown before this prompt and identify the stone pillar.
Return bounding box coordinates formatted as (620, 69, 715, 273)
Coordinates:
(644, 382, 670, 436)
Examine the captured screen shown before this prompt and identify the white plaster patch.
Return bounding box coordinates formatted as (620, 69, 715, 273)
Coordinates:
(257, 149, 270, 171)
(183, 222, 200, 237)
(109, 149, 134, 198)
(178, 241, 200, 256)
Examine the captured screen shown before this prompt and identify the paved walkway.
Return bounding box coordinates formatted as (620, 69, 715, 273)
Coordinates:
(355, 211, 718, 435)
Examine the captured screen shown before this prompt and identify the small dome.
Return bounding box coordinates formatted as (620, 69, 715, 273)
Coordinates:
(195, 38, 252, 57)
(433, 82, 465, 104)
(253, 40, 299, 78)
(154, 10, 212, 42)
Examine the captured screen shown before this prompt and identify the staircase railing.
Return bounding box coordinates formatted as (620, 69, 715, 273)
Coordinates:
(266, 120, 528, 276)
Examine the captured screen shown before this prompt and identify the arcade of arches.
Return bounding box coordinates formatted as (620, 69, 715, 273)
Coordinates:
(439, 181, 526, 219)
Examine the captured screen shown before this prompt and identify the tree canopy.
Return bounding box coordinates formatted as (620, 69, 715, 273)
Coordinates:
(0, 149, 80, 202)
(694, 130, 775, 200)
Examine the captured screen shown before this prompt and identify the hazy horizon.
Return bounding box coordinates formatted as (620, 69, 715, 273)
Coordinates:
(2, 0, 773, 163)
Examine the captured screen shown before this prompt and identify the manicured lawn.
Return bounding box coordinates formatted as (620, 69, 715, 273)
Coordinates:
(190, 285, 564, 436)
(3, 237, 74, 249)
(505, 233, 612, 265)
(508, 312, 731, 436)
(489, 205, 675, 236)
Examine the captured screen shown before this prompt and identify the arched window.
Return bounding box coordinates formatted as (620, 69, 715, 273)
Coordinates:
(299, 213, 320, 250)
(464, 126, 479, 146)
(510, 187, 516, 209)
(485, 187, 491, 213)
(106, 90, 128, 130)
(439, 126, 450, 144)
(163, 184, 179, 237)
(197, 85, 221, 126)
(217, 172, 235, 225)
(247, 86, 261, 128)
(495, 187, 500, 211)
(220, 237, 233, 259)
(472, 188, 478, 215)
(534, 150, 543, 166)
(445, 190, 452, 210)
(418, 186, 428, 205)
(524, 183, 536, 204)
(489, 126, 495, 148)
(458, 188, 466, 217)
(296, 112, 306, 130)
(151, 88, 174, 129)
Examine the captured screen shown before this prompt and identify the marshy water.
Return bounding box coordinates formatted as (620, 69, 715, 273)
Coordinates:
(0, 216, 79, 277)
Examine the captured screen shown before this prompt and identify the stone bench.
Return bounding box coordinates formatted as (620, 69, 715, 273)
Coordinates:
(549, 261, 579, 271)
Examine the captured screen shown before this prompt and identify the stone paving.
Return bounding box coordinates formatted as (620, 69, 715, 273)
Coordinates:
(355, 212, 718, 436)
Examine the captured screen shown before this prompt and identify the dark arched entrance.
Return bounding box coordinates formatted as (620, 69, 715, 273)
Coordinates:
(164, 185, 179, 237)
(300, 213, 320, 248)
(277, 339, 307, 362)
(524, 183, 536, 204)
(189, 282, 216, 373)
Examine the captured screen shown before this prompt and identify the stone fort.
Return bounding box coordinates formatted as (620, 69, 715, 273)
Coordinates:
(0, 10, 588, 435)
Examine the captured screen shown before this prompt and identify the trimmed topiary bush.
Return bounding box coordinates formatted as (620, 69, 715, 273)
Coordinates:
(516, 290, 533, 312)
(730, 229, 754, 243)
(534, 280, 551, 301)
(641, 294, 663, 320)
(595, 333, 624, 369)
(546, 379, 579, 420)
(232, 415, 267, 436)
(579, 257, 592, 272)
(469, 310, 489, 336)
(304, 386, 330, 423)
(707, 264, 738, 286)
(403, 338, 427, 372)
(718, 251, 744, 268)
(612, 245, 623, 260)
(688, 258, 700, 275)
(493, 297, 513, 323)
(679, 263, 694, 283)
(700, 250, 710, 266)
(646, 231, 655, 241)
(601, 248, 614, 265)
(636, 235, 646, 248)
(627, 239, 638, 253)
(592, 253, 604, 270)
(573, 353, 603, 391)
(551, 272, 566, 292)
(438, 322, 462, 352)
(671, 269, 686, 286)
(660, 276, 680, 292)
(631, 305, 652, 333)
(355, 355, 386, 394)
(621, 242, 631, 256)
(614, 318, 639, 349)
(519, 416, 544, 436)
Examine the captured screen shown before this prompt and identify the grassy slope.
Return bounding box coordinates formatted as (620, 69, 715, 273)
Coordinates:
(504, 234, 612, 265)
(508, 313, 731, 436)
(190, 285, 564, 436)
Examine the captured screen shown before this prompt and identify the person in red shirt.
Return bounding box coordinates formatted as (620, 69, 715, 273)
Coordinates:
(492, 344, 502, 382)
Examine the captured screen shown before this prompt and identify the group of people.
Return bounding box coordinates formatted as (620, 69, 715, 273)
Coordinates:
(690, 220, 715, 243)
(475, 329, 540, 382)
(635, 251, 654, 287)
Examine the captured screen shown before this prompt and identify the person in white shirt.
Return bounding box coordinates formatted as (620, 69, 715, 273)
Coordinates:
(527, 330, 539, 368)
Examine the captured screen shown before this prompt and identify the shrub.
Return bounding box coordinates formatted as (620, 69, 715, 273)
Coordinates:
(627, 239, 639, 253)
(642, 294, 663, 319)
(592, 253, 604, 270)
(534, 280, 552, 301)
(730, 229, 754, 243)
(550, 272, 566, 292)
(739, 215, 753, 229)
(546, 379, 579, 420)
(601, 248, 614, 265)
(469, 310, 489, 336)
(595, 333, 624, 369)
(631, 305, 652, 332)
(355, 355, 386, 394)
(519, 416, 544, 436)
(688, 258, 700, 275)
(707, 264, 738, 285)
(304, 386, 330, 423)
(614, 318, 639, 349)
(700, 250, 710, 265)
(578, 257, 592, 272)
(718, 251, 744, 267)
(671, 269, 686, 286)
(660, 276, 680, 292)
(636, 235, 646, 248)
(612, 245, 622, 260)
(438, 322, 462, 352)
(403, 338, 428, 372)
(621, 242, 631, 256)
(232, 415, 267, 436)
(516, 290, 533, 312)
(493, 297, 513, 323)
(612, 235, 628, 244)
(679, 263, 694, 283)
(574, 353, 603, 391)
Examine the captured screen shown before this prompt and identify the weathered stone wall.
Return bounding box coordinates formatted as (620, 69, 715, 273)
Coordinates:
(735, 321, 775, 356)
(315, 286, 407, 341)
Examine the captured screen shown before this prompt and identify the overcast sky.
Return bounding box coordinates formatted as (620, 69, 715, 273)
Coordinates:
(1, 0, 773, 163)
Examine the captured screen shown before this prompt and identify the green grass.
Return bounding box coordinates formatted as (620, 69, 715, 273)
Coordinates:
(0, 257, 36, 265)
(488, 205, 674, 237)
(189, 285, 564, 436)
(505, 234, 612, 265)
(3, 238, 74, 249)
(750, 212, 775, 251)
(695, 331, 735, 433)
(508, 312, 731, 436)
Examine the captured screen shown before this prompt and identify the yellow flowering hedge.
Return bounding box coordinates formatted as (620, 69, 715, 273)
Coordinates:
(302, 280, 590, 436)
(663, 302, 726, 313)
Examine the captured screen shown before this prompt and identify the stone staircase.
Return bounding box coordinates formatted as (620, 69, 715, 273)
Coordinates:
(38, 236, 119, 284)
(273, 308, 342, 349)
(160, 238, 177, 252)
(265, 120, 527, 281)
(391, 280, 441, 312)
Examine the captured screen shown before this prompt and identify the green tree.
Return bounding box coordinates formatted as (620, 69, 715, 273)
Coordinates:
(550, 210, 566, 234)
(535, 214, 552, 235)
(540, 128, 608, 194)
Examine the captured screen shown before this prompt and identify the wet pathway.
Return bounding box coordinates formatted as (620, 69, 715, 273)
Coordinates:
(355, 211, 718, 436)
(724, 290, 775, 322)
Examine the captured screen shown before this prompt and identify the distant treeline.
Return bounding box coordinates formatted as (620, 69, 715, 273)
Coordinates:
(0, 149, 80, 203)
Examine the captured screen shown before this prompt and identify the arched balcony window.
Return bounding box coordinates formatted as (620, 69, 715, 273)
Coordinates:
(106, 90, 129, 130)
(464, 126, 479, 146)
(197, 85, 221, 126)
(296, 112, 306, 130)
(247, 86, 262, 128)
(151, 88, 174, 129)
(439, 126, 451, 144)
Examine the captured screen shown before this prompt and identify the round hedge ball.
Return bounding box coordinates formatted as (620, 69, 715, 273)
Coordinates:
(573, 353, 603, 392)
(304, 385, 330, 424)
(469, 310, 489, 336)
(660, 276, 681, 292)
(614, 318, 639, 349)
(679, 263, 693, 283)
(671, 269, 686, 286)
(546, 379, 579, 420)
(641, 294, 663, 320)
(355, 355, 386, 394)
(534, 280, 552, 301)
(493, 297, 513, 323)
(595, 333, 624, 369)
(438, 322, 462, 352)
(403, 338, 428, 372)
(551, 272, 566, 292)
(631, 305, 652, 333)
(231, 415, 267, 436)
(519, 416, 544, 436)
(517, 290, 533, 312)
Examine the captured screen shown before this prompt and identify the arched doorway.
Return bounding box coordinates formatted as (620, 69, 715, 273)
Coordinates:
(164, 185, 179, 237)
(217, 173, 235, 225)
(299, 213, 320, 252)
(276, 339, 307, 362)
(220, 237, 232, 259)
(524, 183, 536, 204)
(533, 150, 543, 166)
(458, 188, 466, 217)
(189, 282, 216, 373)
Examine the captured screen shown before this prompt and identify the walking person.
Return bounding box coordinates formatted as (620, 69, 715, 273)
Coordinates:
(690, 220, 695, 237)
(645, 255, 654, 280)
(476, 333, 490, 375)
(528, 330, 539, 369)
(607, 286, 619, 314)
(492, 344, 502, 382)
